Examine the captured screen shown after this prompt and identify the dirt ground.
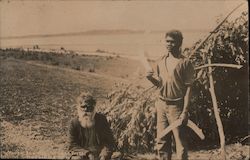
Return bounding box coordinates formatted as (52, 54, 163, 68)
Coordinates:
(0, 57, 249, 159)
(0, 57, 128, 158)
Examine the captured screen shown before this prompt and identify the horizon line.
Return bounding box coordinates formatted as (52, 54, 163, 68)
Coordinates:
(0, 29, 209, 40)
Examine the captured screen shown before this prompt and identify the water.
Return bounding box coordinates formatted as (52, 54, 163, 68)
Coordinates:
(1, 31, 206, 59)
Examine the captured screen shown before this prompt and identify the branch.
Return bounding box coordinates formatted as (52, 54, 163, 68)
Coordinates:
(195, 63, 243, 70)
(207, 58, 226, 160)
(189, 3, 245, 58)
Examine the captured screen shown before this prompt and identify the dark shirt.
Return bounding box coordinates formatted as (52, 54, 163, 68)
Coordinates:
(68, 113, 115, 158)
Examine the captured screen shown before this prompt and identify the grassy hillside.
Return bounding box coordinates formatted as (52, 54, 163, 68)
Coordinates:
(0, 56, 132, 158)
(0, 49, 144, 80)
(0, 51, 248, 159)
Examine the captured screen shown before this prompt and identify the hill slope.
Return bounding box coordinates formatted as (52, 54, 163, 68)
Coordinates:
(0, 57, 249, 159)
(0, 58, 130, 158)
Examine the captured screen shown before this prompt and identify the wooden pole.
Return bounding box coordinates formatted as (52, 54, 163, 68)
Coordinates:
(195, 63, 243, 70)
(207, 57, 226, 160)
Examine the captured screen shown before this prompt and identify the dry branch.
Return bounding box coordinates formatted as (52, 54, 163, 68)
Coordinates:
(208, 57, 226, 160)
(195, 63, 243, 70)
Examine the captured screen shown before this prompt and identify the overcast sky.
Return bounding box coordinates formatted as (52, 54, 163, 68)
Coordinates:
(0, 0, 247, 38)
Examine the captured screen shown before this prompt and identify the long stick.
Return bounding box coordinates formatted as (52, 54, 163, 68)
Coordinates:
(195, 63, 243, 70)
(189, 3, 244, 57)
(208, 57, 226, 160)
(139, 51, 153, 72)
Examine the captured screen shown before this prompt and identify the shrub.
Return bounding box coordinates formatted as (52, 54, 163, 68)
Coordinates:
(101, 11, 248, 153)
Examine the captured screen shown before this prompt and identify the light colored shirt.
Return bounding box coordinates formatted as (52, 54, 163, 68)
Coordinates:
(156, 55, 195, 100)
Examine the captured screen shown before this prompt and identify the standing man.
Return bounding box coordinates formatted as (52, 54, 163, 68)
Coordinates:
(146, 30, 195, 160)
(68, 92, 115, 160)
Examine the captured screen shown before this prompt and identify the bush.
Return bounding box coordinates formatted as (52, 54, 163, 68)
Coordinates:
(101, 11, 248, 153)
(189, 11, 248, 144)
(101, 83, 157, 153)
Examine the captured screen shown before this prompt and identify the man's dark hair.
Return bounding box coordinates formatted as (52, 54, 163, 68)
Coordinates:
(165, 30, 183, 47)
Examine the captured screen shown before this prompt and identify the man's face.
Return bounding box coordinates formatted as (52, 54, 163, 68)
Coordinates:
(77, 99, 95, 128)
(79, 99, 95, 113)
(165, 36, 180, 55)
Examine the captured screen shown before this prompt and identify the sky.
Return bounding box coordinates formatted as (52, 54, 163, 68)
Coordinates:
(0, 0, 247, 36)
(0, 0, 248, 54)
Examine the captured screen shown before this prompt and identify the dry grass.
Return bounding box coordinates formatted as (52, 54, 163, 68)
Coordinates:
(0, 57, 131, 158)
(0, 56, 249, 159)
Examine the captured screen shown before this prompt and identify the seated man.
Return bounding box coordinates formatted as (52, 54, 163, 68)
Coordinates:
(68, 92, 115, 160)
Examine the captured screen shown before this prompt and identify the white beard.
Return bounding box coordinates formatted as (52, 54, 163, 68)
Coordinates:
(78, 111, 95, 128)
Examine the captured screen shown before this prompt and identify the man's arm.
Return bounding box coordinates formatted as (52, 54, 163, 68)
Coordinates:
(146, 65, 162, 87)
(183, 86, 192, 114)
(179, 86, 192, 124)
(179, 59, 195, 123)
(99, 115, 115, 160)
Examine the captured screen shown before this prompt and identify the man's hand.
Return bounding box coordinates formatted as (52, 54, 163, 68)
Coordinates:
(99, 156, 106, 160)
(69, 150, 91, 160)
(179, 111, 188, 125)
(87, 153, 95, 160)
(146, 70, 154, 77)
(99, 147, 112, 160)
(76, 151, 87, 157)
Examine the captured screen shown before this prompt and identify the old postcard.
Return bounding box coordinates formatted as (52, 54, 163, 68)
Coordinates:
(0, 0, 248, 159)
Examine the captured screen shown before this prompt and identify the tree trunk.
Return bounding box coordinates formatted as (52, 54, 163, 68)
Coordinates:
(207, 57, 226, 160)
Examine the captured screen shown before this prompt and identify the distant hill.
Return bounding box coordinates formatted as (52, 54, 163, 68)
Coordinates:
(0, 29, 144, 40)
(83, 29, 144, 35)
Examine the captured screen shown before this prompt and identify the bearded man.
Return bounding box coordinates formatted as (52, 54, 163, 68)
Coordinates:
(68, 92, 115, 160)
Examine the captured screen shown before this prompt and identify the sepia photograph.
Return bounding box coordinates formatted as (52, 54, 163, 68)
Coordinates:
(0, 0, 249, 159)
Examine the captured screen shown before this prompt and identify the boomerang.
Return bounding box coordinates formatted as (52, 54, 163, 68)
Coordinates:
(158, 119, 205, 140)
